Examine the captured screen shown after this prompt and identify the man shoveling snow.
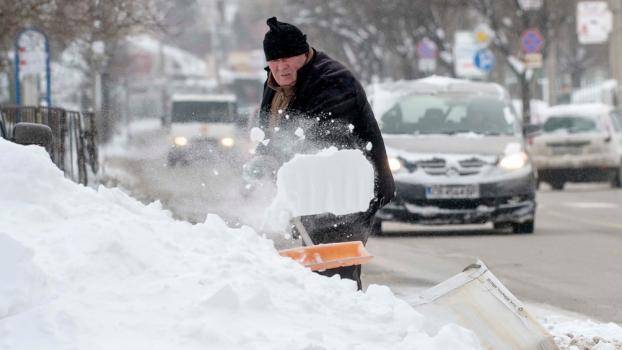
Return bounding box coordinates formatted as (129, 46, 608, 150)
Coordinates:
(252, 17, 395, 289)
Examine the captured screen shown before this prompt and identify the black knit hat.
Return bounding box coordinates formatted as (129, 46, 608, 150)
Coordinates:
(263, 17, 309, 61)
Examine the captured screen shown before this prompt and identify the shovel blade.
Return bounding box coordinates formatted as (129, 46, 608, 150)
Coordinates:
(278, 241, 372, 271)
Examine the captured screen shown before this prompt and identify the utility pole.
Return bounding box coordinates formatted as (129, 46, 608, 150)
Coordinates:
(610, 0, 622, 105)
(546, 32, 558, 106)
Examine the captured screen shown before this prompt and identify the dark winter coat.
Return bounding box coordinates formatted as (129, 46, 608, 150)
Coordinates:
(257, 49, 395, 212)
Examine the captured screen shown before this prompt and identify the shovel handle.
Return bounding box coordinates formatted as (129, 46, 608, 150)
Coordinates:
(293, 217, 314, 247)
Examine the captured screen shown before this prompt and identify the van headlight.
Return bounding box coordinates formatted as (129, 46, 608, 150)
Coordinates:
(221, 137, 235, 147)
(174, 136, 188, 146)
(388, 157, 403, 173)
(499, 152, 528, 170)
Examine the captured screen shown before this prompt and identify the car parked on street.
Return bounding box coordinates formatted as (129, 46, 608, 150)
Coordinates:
(529, 103, 622, 189)
(369, 77, 538, 234)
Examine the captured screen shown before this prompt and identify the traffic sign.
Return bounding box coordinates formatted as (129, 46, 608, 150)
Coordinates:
(17, 30, 47, 76)
(474, 24, 493, 48)
(523, 53, 543, 69)
(577, 1, 612, 44)
(518, 0, 543, 10)
(416, 38, 437, 59)
(14, 28, 52, 108)
(418, 58, 436, 72)
(520, 28, 544, 53)
(474, 48, 495, 73)
(454, 31, 485, 79)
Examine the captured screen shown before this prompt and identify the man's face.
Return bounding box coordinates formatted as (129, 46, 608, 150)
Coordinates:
(267, 53, 307, 87)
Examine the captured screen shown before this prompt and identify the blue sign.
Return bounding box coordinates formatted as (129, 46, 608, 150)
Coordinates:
(416, 38, 437, 59)
(474, 48, 495, 73)
(14, 28, 52, 110)
(520, 29, 544, 53)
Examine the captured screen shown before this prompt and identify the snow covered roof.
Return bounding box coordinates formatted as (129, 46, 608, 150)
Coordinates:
(543, 103, 612, 118)
(171, 93, 237, 103)
(370, 76, 505, 96)
(367, 76, 507, 119)
(126, 35, 209, 77)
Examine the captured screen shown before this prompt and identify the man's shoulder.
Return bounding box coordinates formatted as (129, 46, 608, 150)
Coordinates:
(311, 51, 356, 81)
(302, 50, 360, 94)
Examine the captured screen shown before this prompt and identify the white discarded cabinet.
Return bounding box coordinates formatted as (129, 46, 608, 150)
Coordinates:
(413, 261, 559, 350)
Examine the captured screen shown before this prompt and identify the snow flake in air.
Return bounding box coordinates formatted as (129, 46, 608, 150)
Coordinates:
(294, 128, 305, 139)
(250, 127, 265, 142)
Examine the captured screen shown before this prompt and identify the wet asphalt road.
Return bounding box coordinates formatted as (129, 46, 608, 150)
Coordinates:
(364, 183, 622, 323)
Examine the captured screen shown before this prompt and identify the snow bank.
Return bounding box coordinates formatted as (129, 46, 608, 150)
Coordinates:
(0, 139, 481, 349)
(541, 314, 622, 349)
(0, 234, 47, 319)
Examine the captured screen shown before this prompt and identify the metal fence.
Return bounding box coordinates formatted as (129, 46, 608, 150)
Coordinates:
(1, 106, 99, 185)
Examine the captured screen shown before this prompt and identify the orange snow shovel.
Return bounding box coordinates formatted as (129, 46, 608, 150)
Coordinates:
(278, 217, 373, 271)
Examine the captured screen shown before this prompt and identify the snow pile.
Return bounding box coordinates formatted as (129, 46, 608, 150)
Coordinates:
(0, 234, 47, 319)
(0, 139, 482, 349)
(264, 147, 375, 231)
(541, 315, 622, 350)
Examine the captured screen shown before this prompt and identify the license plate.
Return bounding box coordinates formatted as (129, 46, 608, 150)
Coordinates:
(550, 146, 583, 155)
(425, 184, 479, 199)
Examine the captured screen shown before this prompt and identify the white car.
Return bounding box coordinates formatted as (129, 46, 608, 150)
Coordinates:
(530, 103, 622, 189)
(166, 94, 248, 166)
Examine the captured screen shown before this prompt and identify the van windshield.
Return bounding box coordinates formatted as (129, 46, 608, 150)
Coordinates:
(380, 94, 517, 136)
(172, 101, 236, 123)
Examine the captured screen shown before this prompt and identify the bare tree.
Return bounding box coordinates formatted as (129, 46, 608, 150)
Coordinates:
(284, 0, 470, 82)
(469, 0, 571, 122)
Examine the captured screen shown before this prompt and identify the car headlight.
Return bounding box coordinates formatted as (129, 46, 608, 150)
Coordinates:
(388, 157, 403, 173)
(221, 137, 234, 147)
(499, 152, 528, 170)
(174, 136, 188, 146)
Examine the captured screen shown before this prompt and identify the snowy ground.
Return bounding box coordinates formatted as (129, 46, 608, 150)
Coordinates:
(3, 120, 622, 348)
(1, 138, 483, 349)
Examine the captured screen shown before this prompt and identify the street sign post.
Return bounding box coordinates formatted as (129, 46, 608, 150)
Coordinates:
(416, 38, 437, 72)
(454, 31, 486, 79)
(524, 53, 543, 69)
(14, 28, 51, 109)
(474, 24, 493, 48)
(474, 48, 495, 73)
(520, 28, 544, 54)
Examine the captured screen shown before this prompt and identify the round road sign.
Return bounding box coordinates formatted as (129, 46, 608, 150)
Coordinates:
(520, 28, 544, 53)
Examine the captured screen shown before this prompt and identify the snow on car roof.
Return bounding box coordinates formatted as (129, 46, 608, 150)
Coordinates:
(543, 103, 612, 118)
(367, 76, 507, 119)
(171, 93, 237, 102)
(370, 76, 505, 96)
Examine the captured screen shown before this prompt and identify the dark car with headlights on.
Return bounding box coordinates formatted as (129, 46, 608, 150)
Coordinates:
(370, 77, 538, 234)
